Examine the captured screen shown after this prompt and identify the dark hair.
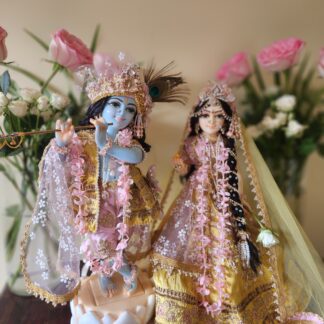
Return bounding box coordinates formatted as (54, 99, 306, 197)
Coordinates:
(185, 99, 260, 272)
(80, 96, 151, 153)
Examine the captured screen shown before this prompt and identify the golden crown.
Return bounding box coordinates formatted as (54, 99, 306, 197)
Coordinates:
(85, 60, 153, 116)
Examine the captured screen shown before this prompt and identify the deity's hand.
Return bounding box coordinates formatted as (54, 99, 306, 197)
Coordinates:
(90, 116, 109, 149)
(172, 153, 189, 175)
(55, 118, 75, 147)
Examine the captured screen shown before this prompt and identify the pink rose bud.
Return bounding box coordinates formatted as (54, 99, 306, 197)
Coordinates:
(257, 37, 305, 72)
(49, 29, 93, 71)
(318, 48, 324, 78)
(0, 26, 8, 62)
(216, 52, 252, 86)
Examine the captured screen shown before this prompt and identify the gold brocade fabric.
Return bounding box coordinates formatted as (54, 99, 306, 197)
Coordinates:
(76, 131, 160, 234)
(152, 135, 282, 323)
(153, 269, 279, 324)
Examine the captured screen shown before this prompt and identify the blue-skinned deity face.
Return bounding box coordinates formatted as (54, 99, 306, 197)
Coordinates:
(102, 96, 137, 130)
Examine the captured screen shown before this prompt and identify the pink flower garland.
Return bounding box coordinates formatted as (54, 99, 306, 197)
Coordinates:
(194, 137, 233, 317)
(57, 129, 136, 277)
(287, 312, 324, 324)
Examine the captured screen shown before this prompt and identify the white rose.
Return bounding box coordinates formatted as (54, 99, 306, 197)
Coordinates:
(275, 95, 296, 112)
(274, 112, 288, 126)
(257, 229, 279, 248)
(29, 106, 38, 115)
(285, 120, 307, 138)
(0, 92, 9, 107)
(50, 93, 70, 110)
(261, 116, 281, 130)
(20, 88, 41, 103)
(247, 125, 264, 139)
(37, 95, 49, 111)
(41, 110, 53, 121)
(8, 100, 28, 117)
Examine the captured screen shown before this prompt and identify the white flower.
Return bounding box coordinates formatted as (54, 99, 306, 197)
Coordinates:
(275, 95, 296, 112)
(0, 92, 9, 107)
(20, 88, 41, 103)
(247, 125, 264, 139)
(257, 229, 279, 248)
(274, 112, 288, 126)
(285, 120, 307, 138)
(41, 110, 53, 121)
(50, 93, 69, 110)
(261, 116, 281, 130)
(37, 95, 49, 111)
(8, 100, 28, 117)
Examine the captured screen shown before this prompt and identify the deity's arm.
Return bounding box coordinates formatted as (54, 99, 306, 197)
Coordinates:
(172, 136, 196, 175)
(107, 144, 144, 164)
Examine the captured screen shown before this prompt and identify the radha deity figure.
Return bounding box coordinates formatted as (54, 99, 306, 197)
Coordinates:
(20, 54, 187, 305)
(152, 82, 324, 323)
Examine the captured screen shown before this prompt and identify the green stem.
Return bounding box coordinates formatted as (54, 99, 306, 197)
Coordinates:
(1, 168, 33, 211)
(274, 72, 281, 87)
(284, 69, 291, 93)
(6, 157, 23, 173)
(41, 64, 61, 93)
(8, 264, 22, 288)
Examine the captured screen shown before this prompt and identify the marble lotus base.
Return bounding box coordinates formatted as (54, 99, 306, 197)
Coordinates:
(70, 272, 155, 324)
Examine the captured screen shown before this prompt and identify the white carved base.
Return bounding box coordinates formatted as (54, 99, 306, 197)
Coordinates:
(70, 272, 155, 324)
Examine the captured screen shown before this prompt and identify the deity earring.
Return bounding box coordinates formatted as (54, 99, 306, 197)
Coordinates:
(195, 124, 200, 134)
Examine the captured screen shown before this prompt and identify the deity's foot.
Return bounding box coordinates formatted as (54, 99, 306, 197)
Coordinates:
(99, 275, 116, 297)
(119, 264, 138, 296)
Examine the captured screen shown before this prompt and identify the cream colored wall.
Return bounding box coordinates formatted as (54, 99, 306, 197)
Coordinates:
(0, 0, 323, 291)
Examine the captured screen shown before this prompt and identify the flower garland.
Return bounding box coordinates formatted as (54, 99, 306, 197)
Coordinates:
(194, 137, 234, 317)
(92, 128, 135, 276)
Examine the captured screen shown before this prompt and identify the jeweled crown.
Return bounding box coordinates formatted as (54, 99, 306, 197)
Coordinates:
(85, 61, 152, 116)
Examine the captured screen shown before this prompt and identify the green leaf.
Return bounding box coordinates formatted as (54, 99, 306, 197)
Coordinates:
(0, 146, 24, 157)
(0, 163, 5, 172)
(24, 29, 49, 51)
(5, 204, 20, 217)
(291, 53, 309, 93)
(298, 138, 317, 156)
(252, 57, 265, 91)
(0, 62, 62, 94)
(1, 70, 11, 95)
(90, 24, 101, 53)
(5, 204, 22, 261)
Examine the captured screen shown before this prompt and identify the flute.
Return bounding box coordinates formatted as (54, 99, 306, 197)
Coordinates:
(0, 123, 112, 149)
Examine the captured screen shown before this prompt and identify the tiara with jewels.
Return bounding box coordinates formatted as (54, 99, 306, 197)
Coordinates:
(198, 81, 236, 107)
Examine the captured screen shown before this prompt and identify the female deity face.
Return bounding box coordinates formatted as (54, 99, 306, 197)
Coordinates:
(198, 104, 225, 137)
(102, 96, 137, 130)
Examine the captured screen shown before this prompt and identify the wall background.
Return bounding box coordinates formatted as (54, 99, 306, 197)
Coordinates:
(0, 0, 323, 291)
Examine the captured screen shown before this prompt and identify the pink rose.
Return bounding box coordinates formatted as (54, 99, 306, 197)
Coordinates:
(216, 52, 251, 86)
(257, 37, 305, 72)
(49, 29, 93, 71)
(0, 26, 8, 61)
(318, 48, 324, 78)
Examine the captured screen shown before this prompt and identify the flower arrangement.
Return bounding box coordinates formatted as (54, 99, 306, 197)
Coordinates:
(216, 37, 324, 213)
(0, 25, 100, 291)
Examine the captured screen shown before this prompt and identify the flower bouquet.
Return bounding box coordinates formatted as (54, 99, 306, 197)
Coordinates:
(216, 38, 324, 216)
(0, 25, 100, 293)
